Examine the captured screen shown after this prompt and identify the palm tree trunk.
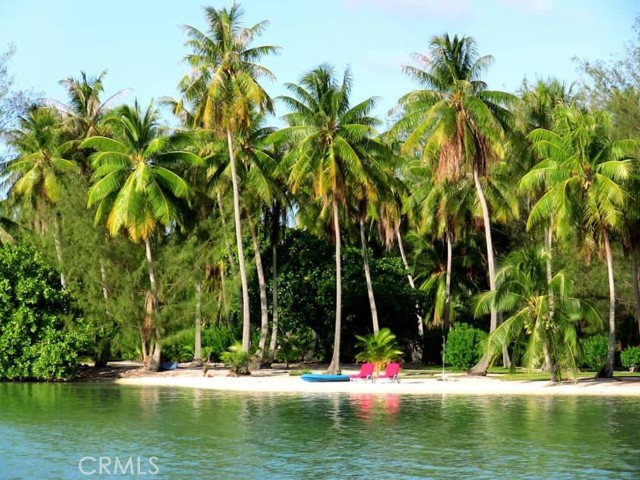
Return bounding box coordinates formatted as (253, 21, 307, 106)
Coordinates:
(249, 218, 269, 364)
(227, 129, 251, 354)
(52, 214, 66, 289)
(444, 230, 453, 331)
(194, 278, 202, 362)
(598, 230, 617, 378)
(397, 230, 424, 338)
(360, 217, 379, 334)
(542, 225, 555, 373)
(268, 211, 280, 364)
(95, 257, 111, 368)
(327, 198, 342, 374)
(469, 166, 496, 375)
(144, 236, 161, 372)
(632, 244, 640, 337)
(217, 191, 241, 325)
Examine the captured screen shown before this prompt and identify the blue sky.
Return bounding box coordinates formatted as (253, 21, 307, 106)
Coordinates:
(0, 0, 638, 125)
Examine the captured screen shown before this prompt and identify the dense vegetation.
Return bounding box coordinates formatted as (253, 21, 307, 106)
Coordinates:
(1, 5, 640, 381)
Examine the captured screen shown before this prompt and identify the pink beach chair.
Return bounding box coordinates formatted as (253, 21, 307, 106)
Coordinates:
(377, 362, 401, 383)
(350, 363, 374, 382)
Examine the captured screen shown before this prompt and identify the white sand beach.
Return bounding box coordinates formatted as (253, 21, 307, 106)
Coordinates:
(112, 366, 640, 397)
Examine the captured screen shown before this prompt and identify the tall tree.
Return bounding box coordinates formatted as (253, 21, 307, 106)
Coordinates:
(524, 106, 636, 378)
(395, 34, 515, 374)
(274, 65, 384, 373)
(4, 107, 76, 287)
(82, 102, 202, 371)
(177, 4, 279, 354)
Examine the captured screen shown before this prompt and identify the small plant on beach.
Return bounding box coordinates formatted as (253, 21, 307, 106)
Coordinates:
(581, 335, 609, 371)
(220, 342, 250, 376)
(355, 328, 403, 377)
(446, 323, 486, 371)
(621, 346, 640, 372)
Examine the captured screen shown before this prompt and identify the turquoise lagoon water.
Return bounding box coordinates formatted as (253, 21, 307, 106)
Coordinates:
(0, 383, 639, 479)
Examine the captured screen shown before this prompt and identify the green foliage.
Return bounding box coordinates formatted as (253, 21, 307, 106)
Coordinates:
(620, 346, 640, 371)
(220, 341, 250, 376)
(446, 323, 487, 371)
(0, 243, 88, 380)
(203, 325, 240, 362)
(275, 329, 314, 367)
(355, 328, 403, 376)
(581, 335, 609, 371)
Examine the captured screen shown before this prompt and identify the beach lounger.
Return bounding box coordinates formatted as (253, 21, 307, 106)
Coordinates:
(350, 363, 374, 382)
(377, 362, 401, 383)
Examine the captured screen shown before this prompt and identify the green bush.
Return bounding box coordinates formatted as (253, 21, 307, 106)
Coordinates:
(581, 335, 609, 371)
(220, 342, 250, 375)
(445, 323, 487, 371)
(0, 244, 88, 380)
(203, 325, 240, 362)
(621, 346, 640, 372)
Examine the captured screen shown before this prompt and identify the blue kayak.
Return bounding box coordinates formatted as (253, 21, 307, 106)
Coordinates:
(301, 374, 351, 383)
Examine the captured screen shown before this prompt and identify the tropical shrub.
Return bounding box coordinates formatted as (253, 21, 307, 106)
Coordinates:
(0, 244, 88, 380)
(355, 328, 403, 377)
(621, 346, 640, 372)
(203, 325, 240, 362)
(581, 335, 609, 371)
(275, 330, 314, 368)
(220, 342, 250, 376)
(445, 323, 487, 371)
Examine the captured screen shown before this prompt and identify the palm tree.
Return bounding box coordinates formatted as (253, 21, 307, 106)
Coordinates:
(395, 34, 516, 373)
(355, 328, 403, 378)
(476, 247, 601, 381)
(81, 101, 202, 371)
(4, 107, 76, 287)
(274, 65, 384, 373)
(177, 4, 279, 354)
(523, 106, 636, 378)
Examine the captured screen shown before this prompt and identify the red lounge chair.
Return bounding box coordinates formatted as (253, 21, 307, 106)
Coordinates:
(378, 362, 401, 383)
(350, 363, 374, 382)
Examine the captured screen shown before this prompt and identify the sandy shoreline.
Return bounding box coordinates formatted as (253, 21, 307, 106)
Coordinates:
(110, 366, 640, 397)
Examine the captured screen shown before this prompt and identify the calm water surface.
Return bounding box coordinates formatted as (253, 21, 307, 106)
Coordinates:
(0, 383, 639, 479)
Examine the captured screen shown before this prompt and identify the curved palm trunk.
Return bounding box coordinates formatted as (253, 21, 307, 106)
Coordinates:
(217, 191, 239, 326)
(360, 217, 379, 334)
(631, 244, 640, 337)
(249, 218, 270, 364)
(397, 230, 424, 337)
(444, 230, 453, 330)
(327, 199, 342, 374)
(194, 278, 202, 362)
(227, 129, 251, 354)
(144, 236, 161, 372)
(598, 230, 617, 378)
(469, 166, 497, 375)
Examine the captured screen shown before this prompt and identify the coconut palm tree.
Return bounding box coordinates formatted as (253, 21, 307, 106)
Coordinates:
(394, 34, 516, 374)
(4, 107, 76, 287)
(177, 4, 279, 354)
(274, 65, 384, 373)
(475, 247, 601, 381)
(355, 328, 403, 378)
(81, 101, 202, 370)
(523, 106, 636, 378)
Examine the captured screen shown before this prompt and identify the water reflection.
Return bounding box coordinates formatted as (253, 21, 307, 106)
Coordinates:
(1, 385, 639, 479)
(348, 393, 401, 422)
